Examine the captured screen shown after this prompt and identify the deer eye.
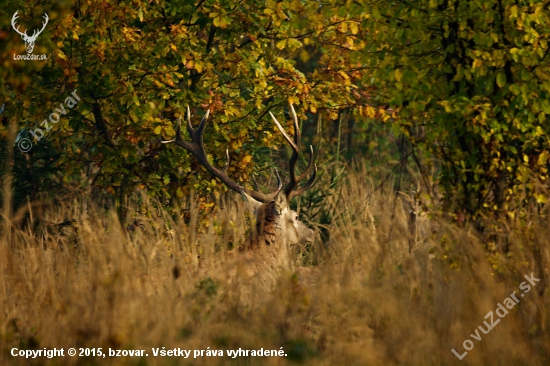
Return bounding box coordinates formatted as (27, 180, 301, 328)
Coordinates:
(294, 215, 298, 221)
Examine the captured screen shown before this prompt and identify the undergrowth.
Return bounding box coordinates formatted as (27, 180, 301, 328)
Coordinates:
(0, 166, 548, 366)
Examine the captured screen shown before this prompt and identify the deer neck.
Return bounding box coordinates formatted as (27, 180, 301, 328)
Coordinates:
(240, 201, 290, 267)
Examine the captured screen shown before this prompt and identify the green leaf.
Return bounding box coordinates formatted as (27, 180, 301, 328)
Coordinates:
(496, 73, 506, 88)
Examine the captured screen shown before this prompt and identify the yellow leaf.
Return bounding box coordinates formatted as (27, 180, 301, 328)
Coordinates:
(242, 155, 252, 164)
(185, 60, 194, 69)
(366, 106, 376, 118)
(56, 50, 67, 60)
(349, 22, 358, 35)
(538, 151, 548, 165)
(338, 70, 350, 79)
(395, 69, 403, 81)
(194, 61, 203, 73)
(288, 95, 299, 104)
(276, 39, 287, 50)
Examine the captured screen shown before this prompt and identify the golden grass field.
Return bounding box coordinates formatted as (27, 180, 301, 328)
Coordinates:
(1, 167, 549, 365)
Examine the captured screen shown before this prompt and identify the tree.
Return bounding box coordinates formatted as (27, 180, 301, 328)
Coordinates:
(356, 0, 550, 223)
(1, 0, 371, 220)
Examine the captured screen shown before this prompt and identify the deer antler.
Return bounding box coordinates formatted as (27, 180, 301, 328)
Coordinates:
(269, 104, 317, 201)
(11, 11, 48, 41)
(162, 107, 282, 203)
(30, 13, 49, 40)
(11, 11, 49, 54)
(11, 11, 27, 38)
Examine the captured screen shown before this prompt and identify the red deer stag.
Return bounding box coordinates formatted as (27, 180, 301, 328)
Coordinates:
(161, 104, 317, 274)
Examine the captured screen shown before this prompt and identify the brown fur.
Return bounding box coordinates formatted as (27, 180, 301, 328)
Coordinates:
(224, 197, 314, 291)
(240, 201, 280, 251)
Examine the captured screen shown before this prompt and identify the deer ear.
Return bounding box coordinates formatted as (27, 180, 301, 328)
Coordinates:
(274, 191, 288, 210)
(241, 192, 262, 212)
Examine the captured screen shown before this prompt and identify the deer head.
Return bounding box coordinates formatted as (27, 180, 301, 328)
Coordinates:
(162, 105, 317, 263)
(11, 11, 49, 54)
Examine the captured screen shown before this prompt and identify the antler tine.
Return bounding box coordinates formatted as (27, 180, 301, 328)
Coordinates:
(295, 145, 315, 182)
(270, 108, 299, 195)
(161, 115, 182, 145)
(266, 169, 283, 199)
(35, 13, 49, 37)
(11, 11, 27, 37)
(175, 114, 182, 139)
(195, 109, 210, 143)
(252, 175, 260, 191)
(179, 107, 209, 141)
(289, 103, 300, 147)
(284, 103, 303, 195)
(286, 144, 316, 199)
(251, 170, 282, 196)
(271, 104, 316, 198)
(185, 106, 195, 139)
(270, 111, 299, 154)
(288, 164, 317, 201)
(222, 149, 230, 172)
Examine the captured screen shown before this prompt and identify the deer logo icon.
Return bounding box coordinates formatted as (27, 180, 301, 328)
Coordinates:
(11, 11, 49, 54)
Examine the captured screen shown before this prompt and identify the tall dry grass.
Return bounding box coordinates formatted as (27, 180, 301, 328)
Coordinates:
(0, 167, 548, 366)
